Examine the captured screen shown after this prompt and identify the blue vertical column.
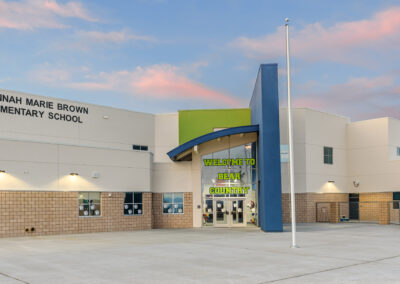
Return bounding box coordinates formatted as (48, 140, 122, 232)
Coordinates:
(249, 64, 283, 232)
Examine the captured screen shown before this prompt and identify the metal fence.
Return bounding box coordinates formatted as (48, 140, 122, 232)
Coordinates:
(316, 201, 400, 225)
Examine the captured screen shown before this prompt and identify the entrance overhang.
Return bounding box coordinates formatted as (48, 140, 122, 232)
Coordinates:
(167, 125, 259, 162)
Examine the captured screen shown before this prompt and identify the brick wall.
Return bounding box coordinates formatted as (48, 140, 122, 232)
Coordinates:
(0, 191, 152, 238)
(282, 193, 349, 223)
(359, 193, 392, 222)
(152, 193, 193, 229)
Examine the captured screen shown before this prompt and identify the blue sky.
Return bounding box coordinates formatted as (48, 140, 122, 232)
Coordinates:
(0, 0, 399, 120)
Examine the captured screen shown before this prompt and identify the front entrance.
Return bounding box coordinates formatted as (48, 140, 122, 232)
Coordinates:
(204, 198, 246, 227)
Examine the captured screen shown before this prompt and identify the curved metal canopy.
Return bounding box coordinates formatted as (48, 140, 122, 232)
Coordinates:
(167, 125, 259, 161)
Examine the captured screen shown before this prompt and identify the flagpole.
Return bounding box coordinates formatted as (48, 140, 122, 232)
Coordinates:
(285, 18, 298, 248)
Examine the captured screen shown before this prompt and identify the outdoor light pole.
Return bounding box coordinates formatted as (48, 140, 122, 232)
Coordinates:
(285, 18, 298, 248)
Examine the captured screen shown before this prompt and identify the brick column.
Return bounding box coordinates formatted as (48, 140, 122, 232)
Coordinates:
(329, 202, 339, 223)
(379, 202, 390, 225)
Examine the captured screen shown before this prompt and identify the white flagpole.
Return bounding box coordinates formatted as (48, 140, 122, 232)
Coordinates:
(285, 18, 298, 248)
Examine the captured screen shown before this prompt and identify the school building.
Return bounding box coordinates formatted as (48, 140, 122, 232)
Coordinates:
(0, 64, 399, 237)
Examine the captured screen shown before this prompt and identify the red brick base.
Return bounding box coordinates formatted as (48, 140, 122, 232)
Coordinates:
(0, 191, 152, 238)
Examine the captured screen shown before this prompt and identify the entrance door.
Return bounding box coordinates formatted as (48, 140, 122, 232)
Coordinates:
(213, 199, 246, 227)
(214, 199, 228, 226)
(349, 193, 359, 220)
(231, 199, 245, 227)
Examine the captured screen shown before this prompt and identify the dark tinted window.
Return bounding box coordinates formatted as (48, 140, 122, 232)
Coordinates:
(124, 192, 143, 215)
(324, 147, 333, 164)
(133, 145, 148, 151)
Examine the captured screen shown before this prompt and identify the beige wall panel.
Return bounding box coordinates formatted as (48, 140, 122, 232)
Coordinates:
(154, 113, 179, 163)
(58, 165, 151, 192)
(0, 161, 58, 191)
(58, 145, 150, 169)
(152, 162, 192, 193)
(0, 140, 58, 163)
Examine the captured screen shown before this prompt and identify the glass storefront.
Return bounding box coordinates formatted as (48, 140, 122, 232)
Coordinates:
(201, 142, 258, 227)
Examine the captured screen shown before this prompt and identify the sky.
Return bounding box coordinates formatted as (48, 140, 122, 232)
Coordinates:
(0, 0, 399, 120)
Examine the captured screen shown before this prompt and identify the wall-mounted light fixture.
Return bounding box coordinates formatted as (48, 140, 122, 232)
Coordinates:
(70, 173, 79, 176)
(328, 180, 335, 183)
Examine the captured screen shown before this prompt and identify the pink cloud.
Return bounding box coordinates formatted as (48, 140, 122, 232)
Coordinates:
(0, 0, 97, 30)
(293, 74, 400, 120)
(43, 1, 97, 22)
(29, 64, 72, 83)
(232, 6, 400, 63)
(131, 66, 242, 106)
(30, 64, 243, 107)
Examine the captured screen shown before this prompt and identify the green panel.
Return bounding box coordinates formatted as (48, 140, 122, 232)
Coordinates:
(179, 108, 251, 144)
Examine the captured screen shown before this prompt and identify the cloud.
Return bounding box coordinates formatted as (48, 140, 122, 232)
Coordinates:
(292, 74, 400, 120)
(77, 30, 156, 43)
(30, 64, 72, 83)
(30, 64, 243, 107)
(232, 6, 400, 63)
(0, 0, 97, 30)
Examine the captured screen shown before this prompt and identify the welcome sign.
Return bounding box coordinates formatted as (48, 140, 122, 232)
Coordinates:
(203, 158, 256, 195)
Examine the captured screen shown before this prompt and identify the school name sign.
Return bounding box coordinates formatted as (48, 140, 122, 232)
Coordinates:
(0, 93, 89, 124)
(203, 158, 255, 195)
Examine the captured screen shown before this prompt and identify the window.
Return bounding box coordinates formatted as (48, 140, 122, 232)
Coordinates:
(163, 193, 184, 214)
(132, 145, 148, 151)
(393, 192, 400, 209)
(124, 192, 143, 215)
(324, 146, 333, 164)
(78, 192, 101, 217)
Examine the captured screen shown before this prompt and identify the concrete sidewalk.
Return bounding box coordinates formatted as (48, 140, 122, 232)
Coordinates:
(0, 223, 399, 283)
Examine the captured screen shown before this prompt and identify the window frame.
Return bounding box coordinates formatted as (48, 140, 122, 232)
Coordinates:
(162, 193, 184, 215)
(123, 192, 143, 216)
(78, 192, 101, 217)
(323, 146, 333, 165)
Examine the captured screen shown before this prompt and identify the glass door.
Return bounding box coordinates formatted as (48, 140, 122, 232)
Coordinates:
(231, 199, 246, 227)
(213, 199, 228, 226)
(212, 199, 246, 227)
